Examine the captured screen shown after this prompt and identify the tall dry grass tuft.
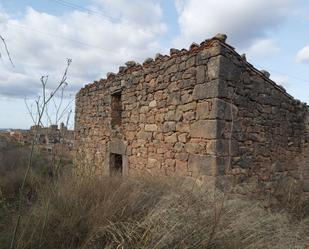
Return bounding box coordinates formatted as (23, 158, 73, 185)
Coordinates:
(2, 175, 307, 249)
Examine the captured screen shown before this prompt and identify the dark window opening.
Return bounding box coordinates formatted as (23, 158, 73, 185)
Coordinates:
(111, 91, 122, 129)
(110, 153, 123, 176)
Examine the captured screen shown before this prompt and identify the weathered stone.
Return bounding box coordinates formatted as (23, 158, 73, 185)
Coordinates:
(186, 56, 196, 68)
(260, 69, 270, 78)
(179, 102, 196, 112)
(178, 133, 187, 143)
(196, 65, 205, 84)
(155, 53, 164, 60)
(107, 72, 116, 78)
(176, 123, 190, 133)
(196, 99, 233, 120)
(143, 58, 154, 64)
(191, 120, 217, 139)
(175, 160, 188, 176)
(175, 152, 188, 161)
(174, 142, 184, 151)
(189, 42, 199, 50)
(207, 57, 220, 80)
(149, 100, 157, 108)
(165, 133, 178, 143)
(119, 66, 126, 73)
(163, 122, 176, 132)
(214, 33, 227, 42)
(125, 61, 136, 67)
(145, 124, 158, 132)
(147, 158, 160, 168)
(170, 48, 180, 55)
(183, 111, 195, 121)
(193, 81, 219, 100)
(137, 131, 153, 140)
(185, 143, 202, 154)
(165, 159, 176, 168)
(168, 91, 181, 105)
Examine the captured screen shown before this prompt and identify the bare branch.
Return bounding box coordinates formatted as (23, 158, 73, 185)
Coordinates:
(0, 34, 14, 67)
(24, 97, 36, 124)
(11, 59, 72, 249)
(57, 99, 74, 122)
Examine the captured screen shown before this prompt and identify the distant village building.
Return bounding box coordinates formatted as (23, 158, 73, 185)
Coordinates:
(6, 123, 74, 155)
(30, 123, 74, 151)
(74, 34, 309, 199)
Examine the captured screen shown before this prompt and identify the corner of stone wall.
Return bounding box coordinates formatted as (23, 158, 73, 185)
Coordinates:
(211, 50, 242, 190)
(189, 44, 239, 190)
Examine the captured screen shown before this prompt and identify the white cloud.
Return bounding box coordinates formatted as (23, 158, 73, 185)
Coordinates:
(271, 74, 290, 88)
(0, 1, 167, 98)
(174, 0, 294, 48)
(94, 0, 166, 32)
(245, 39, 279, 59)
(296, 45, 309, 63)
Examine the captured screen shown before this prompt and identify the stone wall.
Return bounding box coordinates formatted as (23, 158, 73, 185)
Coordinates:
(215, 43, 309, 198)
(74, 35, 309, 197)
(75, 37, 231, 185)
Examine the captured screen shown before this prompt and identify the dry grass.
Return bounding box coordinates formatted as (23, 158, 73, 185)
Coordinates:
(1, 174, 308, 249)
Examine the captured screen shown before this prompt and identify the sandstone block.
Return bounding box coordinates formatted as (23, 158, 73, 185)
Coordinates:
(175, 110, 183, 122)
(182, 68, 196, 79)
(196, 65, 205, 84)
(168, 91, 181, 105)
(179, 102, 196, 112)
(165, 133, 178, 143)
(145, 124, 158, 132)
(176, 123, 190, 133)
(165, 110, 175, 121)
(196, 98, 233, 120)
(147, 158, 160, 168)
(207, 56, 220, 80)
(149, 100, 157, 108)
(192, 79, 225, 100)
(186, 56, 196, 68)
(175, 160, 188, 176)
(137, 131, 153, 140)
(185, 143, 202, 154)
(165, 159, 176, 168)
(175, 152, 189, 161)
(183, 111, 195, 121)
(163, 121, 176, 132)
(214, 33, 227, 42)
(206, 139, 230, 156)
(140, 106, 149, 113)
(178, 133, 187, 143)
(174, 142, 184, 152)
(191, 120, 217, 139)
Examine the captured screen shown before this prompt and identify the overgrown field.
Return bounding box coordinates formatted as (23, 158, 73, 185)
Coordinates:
(1, 172, 309, 249)
(1, 135, 309, 249)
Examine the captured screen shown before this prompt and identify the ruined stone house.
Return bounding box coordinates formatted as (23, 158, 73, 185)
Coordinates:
(74, 34, 309, 197)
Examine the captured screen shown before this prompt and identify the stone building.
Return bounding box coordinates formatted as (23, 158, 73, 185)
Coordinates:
(74, 34, 309, 197)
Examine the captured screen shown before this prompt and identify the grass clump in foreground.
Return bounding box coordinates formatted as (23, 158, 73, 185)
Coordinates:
(1, 174, 309, 249)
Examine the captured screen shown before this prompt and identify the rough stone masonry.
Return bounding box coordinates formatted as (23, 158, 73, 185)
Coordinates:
(74, 34, 309, 199)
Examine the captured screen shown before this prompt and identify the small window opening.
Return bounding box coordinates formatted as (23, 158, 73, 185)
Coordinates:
(111, 91, 122, 129)
(110, 153, 123, 176)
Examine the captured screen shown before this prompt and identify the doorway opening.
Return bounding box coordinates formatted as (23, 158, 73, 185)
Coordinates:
(110, 153, 123, 176)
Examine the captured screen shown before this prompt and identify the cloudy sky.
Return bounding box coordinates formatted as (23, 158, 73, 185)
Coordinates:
(0, 0, 309, 129)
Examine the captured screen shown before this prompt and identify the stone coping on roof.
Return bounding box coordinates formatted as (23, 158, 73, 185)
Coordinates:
(77, 34, 307, 107)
